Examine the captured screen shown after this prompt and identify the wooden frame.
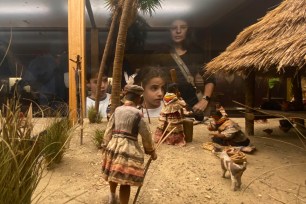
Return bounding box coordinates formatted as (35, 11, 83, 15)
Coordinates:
(68, 0, 86, 122)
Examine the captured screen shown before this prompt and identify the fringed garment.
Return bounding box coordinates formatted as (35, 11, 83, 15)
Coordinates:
(154, 93, 186, 146)
(101, 105, 155, 186)
(211, 118, 250, 146)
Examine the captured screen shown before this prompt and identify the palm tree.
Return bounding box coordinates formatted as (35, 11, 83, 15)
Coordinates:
(110, 0, 135, 113)
(95, 0, 161, 115)
(94, 3, 120, 114)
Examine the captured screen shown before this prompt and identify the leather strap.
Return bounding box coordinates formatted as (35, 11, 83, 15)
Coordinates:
(170, 52, 196, 88)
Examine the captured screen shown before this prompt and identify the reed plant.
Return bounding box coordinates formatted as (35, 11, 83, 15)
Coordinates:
(92, 129, 105, 149)
(0, 95, 74, 203)
(87, 105, 102, 123)
(0, 99, 43, 204)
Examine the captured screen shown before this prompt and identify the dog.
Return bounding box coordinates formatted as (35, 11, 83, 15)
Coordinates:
(220, 151, 247, 191)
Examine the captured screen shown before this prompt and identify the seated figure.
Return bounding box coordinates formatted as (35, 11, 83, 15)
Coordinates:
(207, 108, 256, 153)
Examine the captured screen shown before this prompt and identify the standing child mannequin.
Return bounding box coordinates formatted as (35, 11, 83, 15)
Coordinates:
(101, 85, 157, 204)
(86, 72, 110, 118)
(134, 66, 169, 118)
(154, 83, 187, 146)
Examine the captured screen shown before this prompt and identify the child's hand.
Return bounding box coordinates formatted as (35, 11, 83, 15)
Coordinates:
(101, 143, 106, 149)
(207, 122, 216, 131)
(211, 133, 224, 138)
(150, 150, 157, 160)
(101, 143, 107, 154)
(207, 126, 215, 131)
(209, 133, 216, 138)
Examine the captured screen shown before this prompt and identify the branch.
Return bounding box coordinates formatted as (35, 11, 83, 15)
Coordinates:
(268, 194, 286, 204)
(243, 162, 306, 194)
(253, 136, 306, 152)
(233, 100, 306, 143)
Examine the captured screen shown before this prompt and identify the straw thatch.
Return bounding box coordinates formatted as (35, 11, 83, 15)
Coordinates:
(205, 0, 306, 76)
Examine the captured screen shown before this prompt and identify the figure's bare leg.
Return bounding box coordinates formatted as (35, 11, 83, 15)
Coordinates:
(109, 181, 118, 204)
(237, 174, 242, 189)
(119, 185, 131, 204)
(230, 174, 238, 191)
(221, 160, 226, 178)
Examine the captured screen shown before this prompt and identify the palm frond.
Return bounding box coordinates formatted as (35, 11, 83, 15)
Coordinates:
(104, 0, 124, 11)
(138, 0, 162, 16)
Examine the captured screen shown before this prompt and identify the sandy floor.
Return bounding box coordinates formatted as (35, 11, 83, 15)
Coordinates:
(34, 117, 306, 204)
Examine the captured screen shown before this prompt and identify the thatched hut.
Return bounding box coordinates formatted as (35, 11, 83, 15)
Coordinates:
(205, 0, 306, 135)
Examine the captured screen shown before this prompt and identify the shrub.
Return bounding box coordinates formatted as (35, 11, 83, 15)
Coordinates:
(87, 105, 102, 123)
(42, 117, 72, 167)
(92, 129, 105, 149)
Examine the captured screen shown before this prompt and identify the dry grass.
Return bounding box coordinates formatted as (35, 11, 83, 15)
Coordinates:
(205, 0, 306, 76)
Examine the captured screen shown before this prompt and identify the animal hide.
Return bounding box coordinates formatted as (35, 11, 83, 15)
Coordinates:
(220, 151, 247, 191)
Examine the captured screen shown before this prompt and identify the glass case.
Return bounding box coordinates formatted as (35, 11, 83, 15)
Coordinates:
(0, 0, 284, 116)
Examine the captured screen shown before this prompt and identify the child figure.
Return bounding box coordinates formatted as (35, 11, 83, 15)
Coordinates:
(86, 71, 110, 118)
(134, 66, 168, 118)
(208, 109, 251, 147)
(154, 83, 186, 146)
(101, 85, 157, 204)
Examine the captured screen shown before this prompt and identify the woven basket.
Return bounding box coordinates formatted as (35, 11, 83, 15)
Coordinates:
(225, 148, 247, 164)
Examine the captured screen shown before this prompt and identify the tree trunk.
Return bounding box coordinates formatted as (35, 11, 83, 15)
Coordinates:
(94, 9, 119, 113)
(110, 0, 135, 113)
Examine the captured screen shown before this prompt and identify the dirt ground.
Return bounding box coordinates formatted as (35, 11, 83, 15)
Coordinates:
(34, 117, 306, 204)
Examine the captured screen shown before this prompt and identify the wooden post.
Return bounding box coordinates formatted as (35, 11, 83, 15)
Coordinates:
(68, 0, 86, 122)
(91, 28, 99, 72)
(292, 72, 303, 110)
(286, 77, 292, 101)
(245, 71, 255, 136)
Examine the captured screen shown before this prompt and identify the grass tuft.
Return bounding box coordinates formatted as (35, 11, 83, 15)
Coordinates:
(92, 129, 105, 149)
(87, 106, 102, 124)
(42, 117, 72, 167)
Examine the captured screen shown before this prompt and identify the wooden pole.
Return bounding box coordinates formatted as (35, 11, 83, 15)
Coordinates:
(245, 71, 255, 136)
(68, 0, 86, 122)
(170, 69, 177, 83)
(292, 72, 303, 110)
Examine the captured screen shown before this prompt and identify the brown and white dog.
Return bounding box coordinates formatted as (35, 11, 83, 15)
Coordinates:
(220, 151, 247, 191)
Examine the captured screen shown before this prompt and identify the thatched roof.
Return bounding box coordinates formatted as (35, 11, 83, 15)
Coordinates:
(205, 0, 306, 76)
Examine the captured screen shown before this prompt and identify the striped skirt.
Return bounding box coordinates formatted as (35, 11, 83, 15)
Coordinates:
(101, 135, 145, 186)
(154, 112, 186, 146)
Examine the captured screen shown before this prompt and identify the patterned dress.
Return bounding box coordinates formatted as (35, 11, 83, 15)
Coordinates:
(101, 104, 155, 186)
(154, 93, 186, 146)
